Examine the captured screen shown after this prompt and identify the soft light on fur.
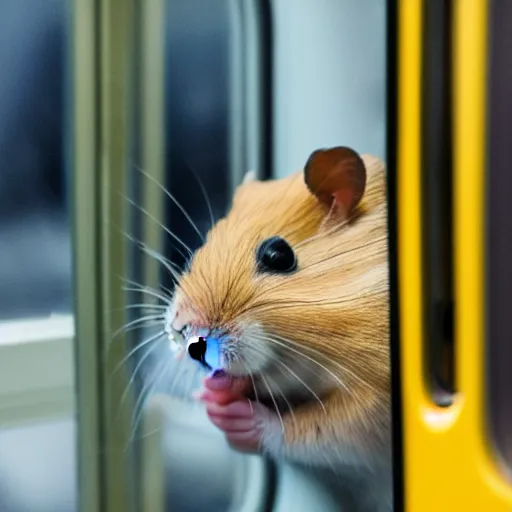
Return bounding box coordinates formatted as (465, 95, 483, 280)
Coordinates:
(170, 150, 391, 509)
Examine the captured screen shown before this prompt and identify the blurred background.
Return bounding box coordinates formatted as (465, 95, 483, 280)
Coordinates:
(0, 1, 384, 511)
(1, 1, 511, 511)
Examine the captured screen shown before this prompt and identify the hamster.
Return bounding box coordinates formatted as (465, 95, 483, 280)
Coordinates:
(166, 146, 392, 511)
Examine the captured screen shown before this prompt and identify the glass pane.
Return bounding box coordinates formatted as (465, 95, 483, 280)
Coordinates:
(0, 2, 76, 512)
(84, 1, 389, 511)
(0, 0, 71, 320)
(126, 2, 269, 511)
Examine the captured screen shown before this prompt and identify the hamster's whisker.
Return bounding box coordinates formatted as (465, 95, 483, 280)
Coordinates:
(128, 354, 171, 447)
(124, 320, 165, 335)
(238, 357, 260, 405)
(118, 228, 186, 277)
(112, 329, 166, 376)
(171, 151, 216, 230)
(129, 425, 162, 445)
(127, 303, 168, 311)
(192, 171, 215, 231)
(245, 343, 327, 414)
(110, 303, 168, 314)
(259, 372, 285, 433)
(159, 282, 175, 299)
(135, 243, 183, 284)
(106, 321, 168, 358)
(122, 276, 174, 300)
(168, 355, 189, 399)
(255, 334, 351, 395)
(110, 313, 166, 340)
(122, 194, 194, 256)
(115, 334, 163, 421)
(184, 364, 200, 403)
(133, 163, 205, 243)
(122, 285, 172, 305)
(264, 373, 297, 426)
(269, 332, 374, 393)
(273, 359, 327, 414)
(248, 371, 260, 405)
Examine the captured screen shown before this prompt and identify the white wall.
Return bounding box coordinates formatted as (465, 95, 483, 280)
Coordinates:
(272, 0, 387, 177)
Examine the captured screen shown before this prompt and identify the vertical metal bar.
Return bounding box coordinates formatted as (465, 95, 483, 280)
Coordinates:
(241, 0, 262, 179)
(73, 0, 138, 510)
(140, 0, 166, 298)
(138, 0, 166, 510)
(228, 0, 246, 193)
(98, 0, 138, 510)
(73, 0, 101, 509)
(385, 0, 403, 508)
(255, 1, 274, 181)
(229, 0, 273, 185)
(228, 0, 273, 190)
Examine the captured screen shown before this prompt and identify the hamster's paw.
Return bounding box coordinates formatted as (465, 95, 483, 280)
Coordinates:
(196, 374, 281, 454)
(206, 399, 277, 453)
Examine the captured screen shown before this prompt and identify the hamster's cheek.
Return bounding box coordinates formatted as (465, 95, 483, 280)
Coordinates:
(229, 322, 276, 375)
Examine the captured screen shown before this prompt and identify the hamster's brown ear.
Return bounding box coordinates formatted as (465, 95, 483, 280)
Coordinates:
(304, 146, 366, 219)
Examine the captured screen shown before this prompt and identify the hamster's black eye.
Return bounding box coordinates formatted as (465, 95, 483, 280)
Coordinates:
(256, 236, 297, 274)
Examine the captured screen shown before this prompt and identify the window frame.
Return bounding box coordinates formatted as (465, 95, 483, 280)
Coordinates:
(0, 315, 75, 427)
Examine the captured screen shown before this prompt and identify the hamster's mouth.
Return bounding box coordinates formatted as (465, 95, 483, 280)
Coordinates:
(171, 327, 326, 410)
(170, 323, 269, 375)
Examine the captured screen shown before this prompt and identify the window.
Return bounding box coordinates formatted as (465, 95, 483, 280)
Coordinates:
(0, 1, 77, 511)
(74, 1, 390, 511)
(1, 1, 391, 511)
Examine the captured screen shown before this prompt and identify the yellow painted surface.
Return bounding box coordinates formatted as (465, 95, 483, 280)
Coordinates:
(397, 0, 512, 508)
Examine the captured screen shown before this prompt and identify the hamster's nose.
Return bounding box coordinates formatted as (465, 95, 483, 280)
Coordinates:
(186, 336, 207, 364)
(186, 335, 222, 371)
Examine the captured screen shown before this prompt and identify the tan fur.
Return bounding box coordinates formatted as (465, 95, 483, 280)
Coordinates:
(175, 153, 390, 464)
